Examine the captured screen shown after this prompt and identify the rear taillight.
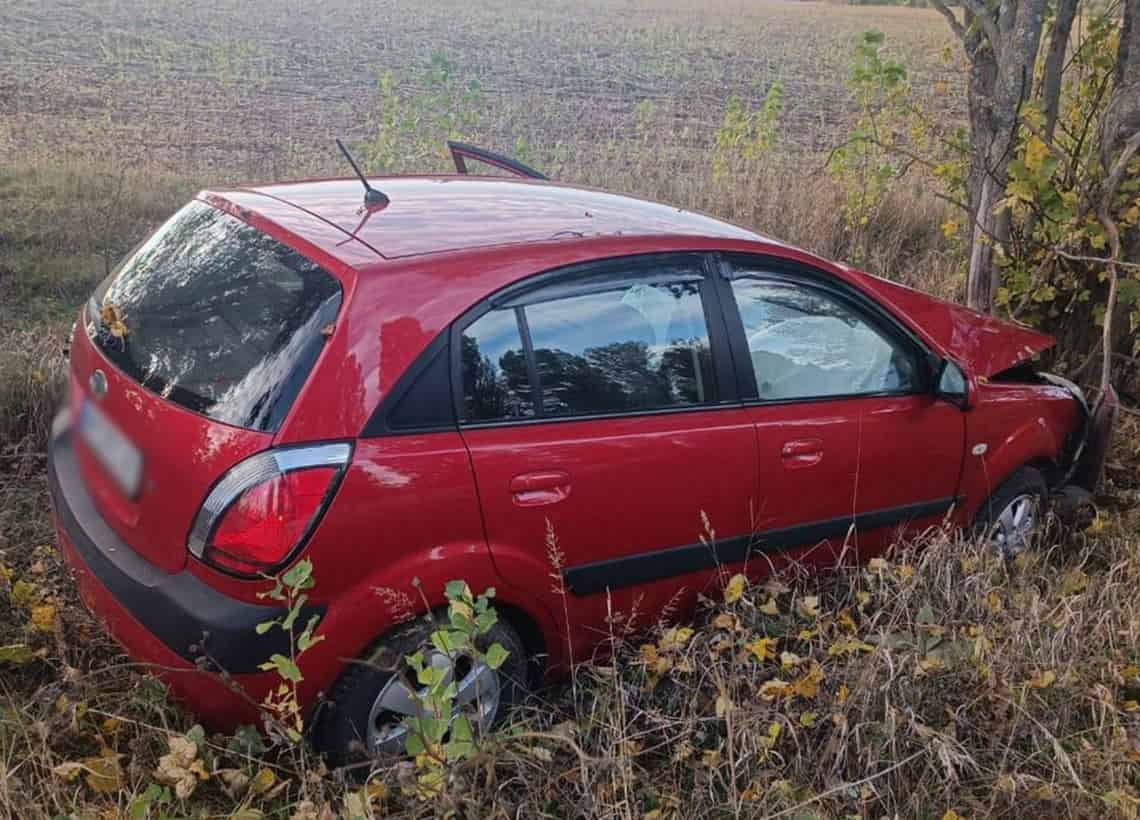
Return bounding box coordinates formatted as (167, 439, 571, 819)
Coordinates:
(188, 443, 350, 577)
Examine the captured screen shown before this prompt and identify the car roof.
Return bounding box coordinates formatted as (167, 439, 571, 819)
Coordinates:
(218, 176, 767, 263)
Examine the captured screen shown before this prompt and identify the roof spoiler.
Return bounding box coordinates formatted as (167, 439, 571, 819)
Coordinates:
(447, 141, 548, 180)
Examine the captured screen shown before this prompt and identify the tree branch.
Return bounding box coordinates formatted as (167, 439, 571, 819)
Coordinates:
(929, 0, 968, 42)
(961, 0, 1003, 58)
(1041, 0, 1079, 142)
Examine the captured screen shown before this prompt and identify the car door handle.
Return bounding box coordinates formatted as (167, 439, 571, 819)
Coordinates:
(781, 438, 823, 467)
(509, 470, 571, 507)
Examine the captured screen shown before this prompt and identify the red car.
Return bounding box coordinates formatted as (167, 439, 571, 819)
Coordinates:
(49, 143, 1115, 763)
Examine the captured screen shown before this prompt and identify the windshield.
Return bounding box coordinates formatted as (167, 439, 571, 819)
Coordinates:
(86, 201, 341, 432)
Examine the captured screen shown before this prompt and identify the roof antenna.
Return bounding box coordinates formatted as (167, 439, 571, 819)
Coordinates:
(335, 138, 389, 208)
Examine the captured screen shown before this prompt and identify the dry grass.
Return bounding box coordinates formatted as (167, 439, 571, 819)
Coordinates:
(0, 0, 1136, 817)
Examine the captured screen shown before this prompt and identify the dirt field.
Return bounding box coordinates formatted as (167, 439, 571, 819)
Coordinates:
(0, 0, 961, 176)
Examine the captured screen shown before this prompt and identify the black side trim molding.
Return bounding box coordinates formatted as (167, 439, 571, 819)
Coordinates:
(562, 497, 957, 595)
(48, 429, 324, 673)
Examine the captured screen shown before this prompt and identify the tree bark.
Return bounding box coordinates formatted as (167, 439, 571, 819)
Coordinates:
(954, 0, 1048, 312)
(1042, 0, 1079, 142)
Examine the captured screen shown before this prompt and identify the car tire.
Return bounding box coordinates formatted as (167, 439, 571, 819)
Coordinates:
(313, 612, 529, 770)
(971, 466, 1049, 558)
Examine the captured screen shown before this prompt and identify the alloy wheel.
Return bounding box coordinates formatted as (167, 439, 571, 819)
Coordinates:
(366, 649, 501, 756)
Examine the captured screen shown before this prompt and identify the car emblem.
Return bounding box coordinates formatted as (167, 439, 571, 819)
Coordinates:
(89, 369, 108, 400)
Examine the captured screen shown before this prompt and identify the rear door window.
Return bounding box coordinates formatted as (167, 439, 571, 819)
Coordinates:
(459, 259, 718, 422)
(87, 201, 341, 432)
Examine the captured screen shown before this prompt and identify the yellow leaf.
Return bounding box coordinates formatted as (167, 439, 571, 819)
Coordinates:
(759, 680, 790, 700)
(799, 711, 818, 727)
(715, 693, 733, 717)
(741, 781, 764, 801)
(53, 761, 84, 782)
(789, 663, 825, 699)
(837, 683, 849, 705)
(11, 579, 36, 607)
(798, 596, 819, 619)
(251, 768, 276, 795)
(83, 754, 124, 794)
(1027, 669, 1056, 689)
(941, 810, 966, 820)
(917, 656, 945, 675)
(759, 597, 780, 616)
(745, 637, 778, 663)
(724, 573, 746, 604)
(780, 651, 802, 669)
(827, 638, 875, 657)
(1060, 568, 1089, 596)
(701, 749, 720, 768)
(658, 626, 693, 652)
(836, 609, 857, 633)
(895, 564, 915, 581)
(1024, 136, 1050, 174)
(712, 612, 736, 630)
(30, 604, 56, 632)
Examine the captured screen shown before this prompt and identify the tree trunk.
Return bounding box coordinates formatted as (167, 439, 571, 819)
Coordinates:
(956, 0, 1047, 313)
(967, 175, 1001, 310)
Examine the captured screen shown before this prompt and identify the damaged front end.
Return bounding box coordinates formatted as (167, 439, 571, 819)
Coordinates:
(1039, 373, 1120, 520)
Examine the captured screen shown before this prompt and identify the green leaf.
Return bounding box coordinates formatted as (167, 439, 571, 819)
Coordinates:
(405, 730, 426, 756)
(475, 610, 498, 634)
(281, 595, 307, 631)
(227, 724, 267, 758)
(255, 620, 276, 635)
(444, 580, 469, 601)
(430, 629, 465, 656)
(445, 715, 475, 759)
(0, 644, 37, 665)
(485, 643, 510, 670)
(281, 558, 314, 591)
(260, 654, 302, 683)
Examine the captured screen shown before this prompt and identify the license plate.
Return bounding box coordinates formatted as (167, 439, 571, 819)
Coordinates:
(78, 399, 143, 498)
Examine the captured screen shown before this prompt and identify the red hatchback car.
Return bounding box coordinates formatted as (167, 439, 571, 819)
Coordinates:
(49, 145, 1115, 762)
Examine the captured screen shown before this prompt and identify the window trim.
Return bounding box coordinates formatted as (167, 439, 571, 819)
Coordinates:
(452, 252, 739, 428)
(715, 253, 936, 404)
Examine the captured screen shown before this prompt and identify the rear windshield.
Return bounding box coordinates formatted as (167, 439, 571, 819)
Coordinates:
(86, 201, 342, 432)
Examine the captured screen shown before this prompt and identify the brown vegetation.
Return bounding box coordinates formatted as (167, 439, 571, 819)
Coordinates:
(0, 1, 1136, 817)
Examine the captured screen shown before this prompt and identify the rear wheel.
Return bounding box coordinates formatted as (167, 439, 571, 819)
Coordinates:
(314, 614, 529, 768)
(972, 466, 1049, 558)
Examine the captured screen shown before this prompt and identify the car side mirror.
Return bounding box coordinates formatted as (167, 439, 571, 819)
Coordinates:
(934, 358, 970, 409)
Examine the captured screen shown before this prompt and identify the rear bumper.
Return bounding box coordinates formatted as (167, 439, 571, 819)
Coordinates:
(48, 419, 312, 728)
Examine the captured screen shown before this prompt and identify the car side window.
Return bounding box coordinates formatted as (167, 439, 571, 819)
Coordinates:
(459, 266, 718, 423)
(461, 309, 534, 421)
(527, 280, 716, 417)
(728, 277, 917, 400)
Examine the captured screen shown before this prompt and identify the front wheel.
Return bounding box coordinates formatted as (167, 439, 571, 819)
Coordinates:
(971, 466, 1049, 558)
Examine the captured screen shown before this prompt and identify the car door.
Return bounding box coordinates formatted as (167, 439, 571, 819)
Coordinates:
(716, 254, 965, 569)
(456, 254, 759, 661)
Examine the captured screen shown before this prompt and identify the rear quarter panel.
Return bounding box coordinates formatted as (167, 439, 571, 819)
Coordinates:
(956, 381, 1080, 522)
